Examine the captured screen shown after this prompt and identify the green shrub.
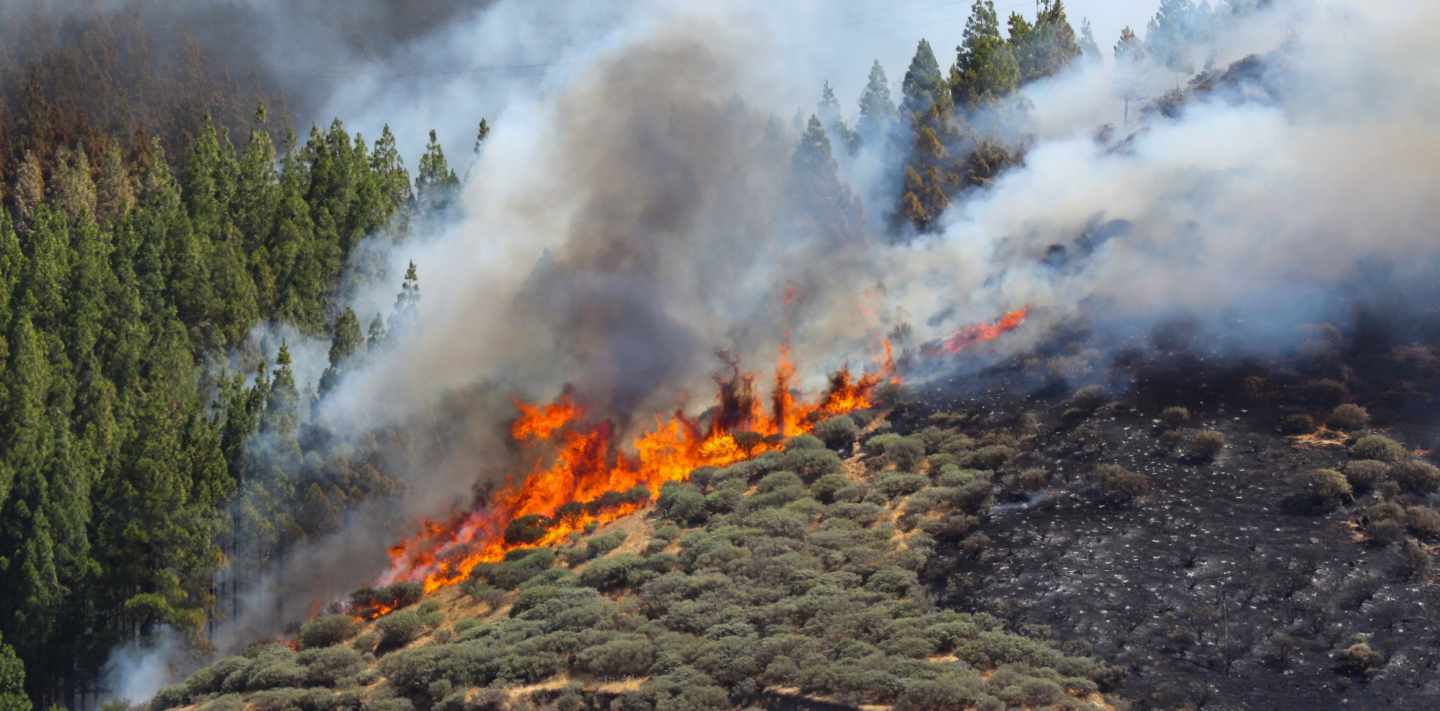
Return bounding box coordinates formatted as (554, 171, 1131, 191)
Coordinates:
(1280, 413, 1317, 435)
(578, 554, 647, 591)
(363, 699, 415, 711)
(1191, 430, 1226, 461)
(1351, 435, 1408, 463)
(779, 447, 844, 482)
(785, 434, 825, 451)
(880, 436, 926, 471)
(245, 658, 305, 689)
(814, 415, 860, 449)
(875, 472, 928, 499)
(864, 433, 902, 455)
(810, 472, 852, 504)
(894, 673, 994, 711)
(299, 645, 363, 687)
(1406, 506, 1440, 541)
(1329, 404, 1370, 430)
(1344, 460, 1391, 495)
(1097, 464, 1150, 504)
(1391, 460, 1440, 494)
(577, 635, 656, 679)
(657, 482, 707, 525)
(185, 656, 250, 695)
(377, 610, 425, 653)
(864, 567, 918, 596)
(149, 685, 189, 711)
(1160, 406, 1191, 428)
(472, 548, 556, 589)
(299, 614, 360, 650)
(504, 514, 554, 545)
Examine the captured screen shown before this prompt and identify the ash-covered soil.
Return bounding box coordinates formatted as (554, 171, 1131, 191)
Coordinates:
(906, 349, 1440, 711)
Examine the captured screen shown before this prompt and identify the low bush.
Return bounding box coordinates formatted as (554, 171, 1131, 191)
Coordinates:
(1008, 468, 1048, 493)
(965, 445, 1015, 471)
(879, 436, 926, 471)
(1069, 384, 1108, 413)
(1391, 460, 1440, 495)
(657, 482, 707, 525)
(1406, 506, 1440, 541)
(779, 448, 844, 482)
(578, 554, 648, 591)
(1351, 435, 1409, 463)
(1096, 464, 1150, 504)
(810, 472, 852, 504)
(1160, 406, 1191, 428)
(1344, 460, 1391, 495)
(1289, 469, 1353, 514)
(1191, 430, 1226, 462)
(299, 614, 360, 650)
(1302, 378, 1347, 407)
(814, 415, 860, 449)
(785, 434, 825, 451)
(576, 635, 656, 679)
(1280, 413, 1316, 435)
(472, 548, 557, 589)
(299, 645, 364, 687)
(1334, 641, 1383, 677)
(504, 514, 554, 545)
(1328, 404, 1370, 430)
(874, 472, 929, 500)
(377, 610, 426, 653)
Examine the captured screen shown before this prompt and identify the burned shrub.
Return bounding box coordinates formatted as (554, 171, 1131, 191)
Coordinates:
(966, 445, 1016, 471)
(1190, 430, 1226, 462)
(1391, 460, 1440, 495)
(1344, 460, 1391, 495)
(299, 614, 360, 650)
(1007, 468, 1048, 493)
(1328, 403, 1370, 431)
(1334, 641, 1383, 677)
(1280, 413, 1317, 435)
(1160, 406, 1191, 429)
(1096, 464, 1151, 505)
(814, 414, 859, 449)
(1069, 384, 1108, 413)
(1302, 378, 1347, 407)
(1287, 469, 1353, 514)
(1351, 435, 1409, 463)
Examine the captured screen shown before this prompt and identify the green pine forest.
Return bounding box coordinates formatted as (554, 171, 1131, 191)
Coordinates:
(0, 1, 1216, 708)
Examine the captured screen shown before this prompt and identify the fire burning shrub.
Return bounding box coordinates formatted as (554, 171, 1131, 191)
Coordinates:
(299, 614, 360, 650)
(814, 415, 860, 449)
(1345, 460, 1391, 495)
(1160, 406, 1191, 428)
(1351, 434, 1409, 463)
(1096, 464, 1151, 504)
(1391, 460, 1440, 494)
(1190, 430, 1226, 462)
(1328, 403, 1371, 430)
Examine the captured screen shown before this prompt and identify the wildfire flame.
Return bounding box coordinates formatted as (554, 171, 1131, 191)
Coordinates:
(368, 345, 898, 610)
(931, 307, 1030, 355)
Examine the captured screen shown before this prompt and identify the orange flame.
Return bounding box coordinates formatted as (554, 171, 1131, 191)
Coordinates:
(369, 348, 897, 607)
(933, 307, 1030, 355)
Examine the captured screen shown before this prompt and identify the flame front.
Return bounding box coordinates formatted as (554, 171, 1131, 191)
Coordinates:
(372, 347, 898, 604)
(934, 306, 1030, 355)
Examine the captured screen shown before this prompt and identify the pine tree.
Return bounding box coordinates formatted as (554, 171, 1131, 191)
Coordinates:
(8, 151, 45, 229)
(93, 139, 136, 225)
(857, 60, 896, 140)
(48, 145, 97, 224)
(817, 82, 859, 156)
(262, 341, 301, 439)
(389, 261, 421, 334)
(318, 308, 363, 397)
(789, 116, 862, 243)
(1011, 1, 1081, 83)
(415, 129, 459, 213)
(952, 0, 1020, 109)
(1079, 18, 1102, 63)
(1147, 0, 1212, 72)
(901, 40, 950, 120)
(1115, 26, 1145, 63)
(367, 314, 387, 354)
(0, 631, 25, 711)
(473, 118, 491, 154)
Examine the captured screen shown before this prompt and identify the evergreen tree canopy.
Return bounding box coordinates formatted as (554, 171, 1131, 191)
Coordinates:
(1079, 18, 1102, 62)
(901, 39, 950, 120)
(952, 0, 1021, 109)
(857, 60, 896, 139)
